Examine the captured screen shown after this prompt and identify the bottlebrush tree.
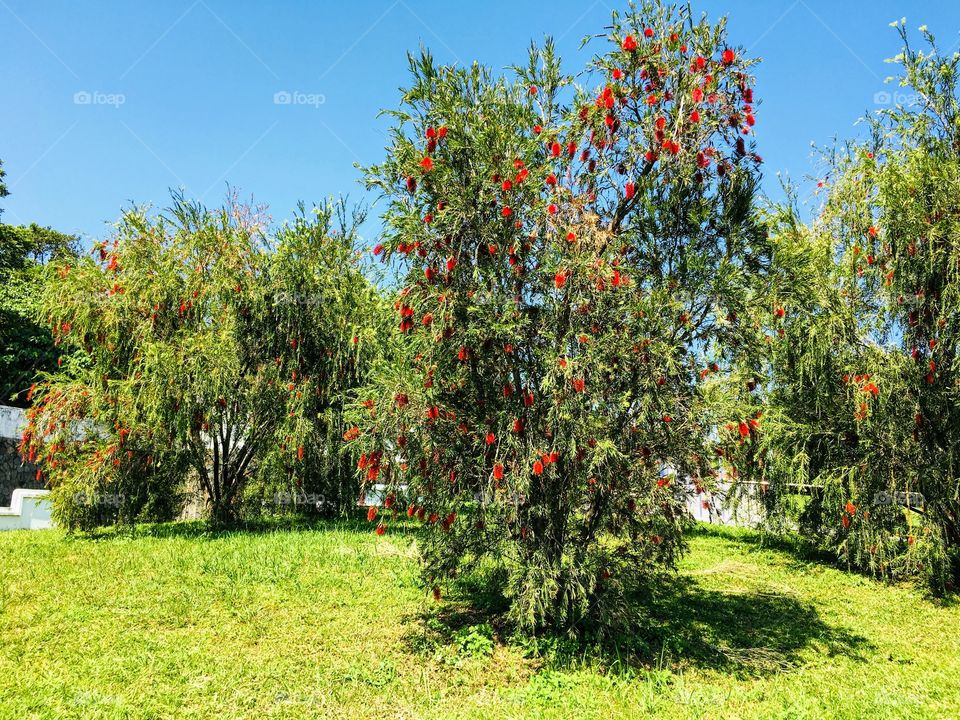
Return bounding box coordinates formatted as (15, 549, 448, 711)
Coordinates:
(20, 193, 385, 529)
(725, 23, 960, 590)
(346, 1, 767, 632)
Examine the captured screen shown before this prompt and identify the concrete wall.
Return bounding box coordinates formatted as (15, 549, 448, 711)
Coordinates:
(0, 405, 49, 527)
(0, 489, 53, 530)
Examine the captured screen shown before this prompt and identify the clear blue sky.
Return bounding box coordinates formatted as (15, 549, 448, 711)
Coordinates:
(2, 0, 959, 245)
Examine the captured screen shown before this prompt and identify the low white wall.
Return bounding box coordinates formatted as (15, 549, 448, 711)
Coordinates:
(0, 489, 53, 530)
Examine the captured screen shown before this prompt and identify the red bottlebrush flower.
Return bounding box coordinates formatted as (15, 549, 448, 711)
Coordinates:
(407, 504, 416, 518)
(501, 206, 512, 218)
(868, 225, 878, 237)
(422, 313, 433, 326)
(438, 126, 448, 138)
(546, 173, 557, 186)
(533, 124, 542, 134)
(689, 110, 700, 123)
(493, 463, 504, 480)
(423, 213, 433, 224)
(929, 338, 937, 349)
(721, 48, 736, 65)
(485, 432, 496, 445)
(502, 383, 513, 397)
(367, 506, 378, 522)
(841, 515, 850, 529)
(502, 179, 513, 191)
(504, 343, 513, 354)
(662, 415, 673, 423)
(745, 114, 755, 127)
(622, 35, 637, 52)
(547, 203, 558, 215)
(529, 85, 538, 95)
(845, 501, 857, 515)
(738, 422, 750, 439)
(512, 418, 524, 433)
(297, 445, 305, 461)
(406, 176, 417, 193)
(554, 270, 567, 289)
(446, 512, 456, 527)
(643, 27, 654, 38)
(533, 460, 544, 476)
(692, 88, 704, 103)
(446, 255, 457, 272)
(625, 181, 635, 199)
(425, 126, 437, 139)
(645, 150, 658, 163)
(523, 391, 535, 407)
(420, 157, 434, 171)
(376, 523, 386, 536)
(343, 426, 360, 442)
(774, 307, 785, 319)
(457, 346, 468, 362)
(373, 243, 384, 256)
(558, 358, 567, 368)
(572, 378, 585, 393)
(612, 68, 623, 80)
(424, 266, 436, 281)
(426, 406, 440, 420)
(566, 231, 576, 242)
(551, 142, 562, 157)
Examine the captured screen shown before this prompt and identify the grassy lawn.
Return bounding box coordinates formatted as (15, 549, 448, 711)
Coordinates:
(1, 519, 958, 719)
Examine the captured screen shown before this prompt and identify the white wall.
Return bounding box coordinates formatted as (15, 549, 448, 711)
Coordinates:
(0, 489, 53, 530)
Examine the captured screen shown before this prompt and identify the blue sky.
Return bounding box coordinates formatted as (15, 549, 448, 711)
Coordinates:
(2, 0, 959, 246)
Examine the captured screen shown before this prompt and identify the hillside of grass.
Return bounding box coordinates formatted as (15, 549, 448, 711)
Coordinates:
(1, 520, 958, 719)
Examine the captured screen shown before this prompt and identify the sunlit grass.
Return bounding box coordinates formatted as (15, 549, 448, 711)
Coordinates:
(1, 519, 957, 719)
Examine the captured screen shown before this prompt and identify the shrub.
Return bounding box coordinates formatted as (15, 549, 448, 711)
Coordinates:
(726, 22, 960, 590)
(20, 193, 384, 528)
(347, 0, 767, 633)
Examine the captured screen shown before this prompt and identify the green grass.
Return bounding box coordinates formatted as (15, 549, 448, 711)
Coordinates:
(1, 519, 958, 719)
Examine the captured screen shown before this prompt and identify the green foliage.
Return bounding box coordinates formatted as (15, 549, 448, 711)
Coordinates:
(0, 168, 80, 406)
(348, 0, 768, 634)
(20, 193, 385, 529)
(728, 23, 960, 590)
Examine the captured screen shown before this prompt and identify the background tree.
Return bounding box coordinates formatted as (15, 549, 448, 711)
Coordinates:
(347, 0, 767, 633)
(727, 22, 960, 589)
(20, 193, 385, 528)
(0, 158, 79, 407)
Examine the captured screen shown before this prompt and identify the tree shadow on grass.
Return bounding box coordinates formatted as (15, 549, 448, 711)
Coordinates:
(624, 574, 871, 676)
(406, 569, 871, 678)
